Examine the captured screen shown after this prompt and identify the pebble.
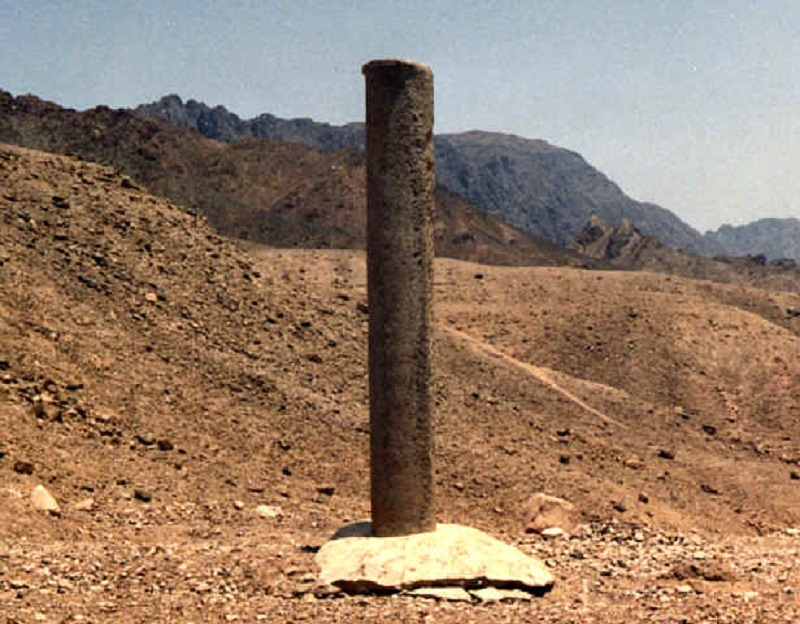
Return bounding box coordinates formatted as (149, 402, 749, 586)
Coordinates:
(541, 527, 567, 539)
(13, 460, 35, 475)
(134, 489, 153, 503)
(31, 485, 60, 515)
(73, 497, 95, 512)
(255, 504, 282, 519)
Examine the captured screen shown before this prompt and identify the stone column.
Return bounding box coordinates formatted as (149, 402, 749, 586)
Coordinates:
(362, 59, 436, 537)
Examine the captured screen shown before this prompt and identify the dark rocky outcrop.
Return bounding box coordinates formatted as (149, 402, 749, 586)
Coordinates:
(570, 214, 800, 291)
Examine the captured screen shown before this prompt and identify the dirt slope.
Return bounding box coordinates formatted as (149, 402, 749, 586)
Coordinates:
(2, 143, 800, 622)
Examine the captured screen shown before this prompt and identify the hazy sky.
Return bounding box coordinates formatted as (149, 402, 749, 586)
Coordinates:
(2, 0, 798, 232)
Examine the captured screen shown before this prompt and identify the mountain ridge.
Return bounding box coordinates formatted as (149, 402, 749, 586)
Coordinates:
(135, 95, 715, 255)
(704, 217, 800, 261)
(138, 95, 799, 262)
(0, 89, 576, 268)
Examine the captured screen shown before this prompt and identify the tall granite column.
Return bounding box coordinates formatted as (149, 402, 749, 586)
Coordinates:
(362, 59, 436, 537)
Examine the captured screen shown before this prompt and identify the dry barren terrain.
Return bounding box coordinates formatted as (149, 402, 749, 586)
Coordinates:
(2, 143, 800, 622)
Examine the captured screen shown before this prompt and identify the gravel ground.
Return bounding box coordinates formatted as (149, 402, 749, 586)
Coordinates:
(3, 517, 799, 623)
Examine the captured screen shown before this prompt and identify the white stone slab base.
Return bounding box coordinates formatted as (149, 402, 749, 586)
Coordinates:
(315, 522, 554, 601)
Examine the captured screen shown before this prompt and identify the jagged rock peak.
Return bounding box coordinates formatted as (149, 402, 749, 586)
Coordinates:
(570, 214, 648, 261)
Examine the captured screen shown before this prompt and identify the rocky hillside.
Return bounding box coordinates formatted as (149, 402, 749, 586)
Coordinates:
(704, 218, 800, 261)
(136, 95, 713, 254)
(3, 143, 800, 622)
(0, 89, 573, 267)
(3, 140, 799, 537)
(434, 131, 709, 253)
(571, 215, 800, 292)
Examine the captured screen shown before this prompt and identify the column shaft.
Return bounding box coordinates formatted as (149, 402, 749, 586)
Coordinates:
(362, 59, 436, 537)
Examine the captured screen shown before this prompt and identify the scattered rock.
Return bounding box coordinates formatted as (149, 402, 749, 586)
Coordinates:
(669, 560, 736, 583)
(525, 493, 580, 534)
(73, 497, 95, 512)
(315, 485, 335, 504)
(540, 527, 566, 539)
(134, 489, 152, 503)
(32, 400, 60, 420)
(612, 501, 627, 513)
(30, 484, 60, 515)
(157, 439, 174, 451)
(233, 500, 245, 510)
(255, 504, 282, 519)
(13, 460, 35, 475)
(624, 457, 644, 470)
(658, 449, 675, 460)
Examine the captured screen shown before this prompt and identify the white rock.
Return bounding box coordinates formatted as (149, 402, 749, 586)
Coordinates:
(408, 586, 472, 601)
(471, 587, 533, 602)
(316, 522, 554, 594)
(30, 485, 60, 514)
(541, 527, 566, 539)
(255, 504, 281, 519)
(73, 498, 95, 512)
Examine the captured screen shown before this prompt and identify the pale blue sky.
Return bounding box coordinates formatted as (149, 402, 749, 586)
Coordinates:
(2, 0, 799, 232)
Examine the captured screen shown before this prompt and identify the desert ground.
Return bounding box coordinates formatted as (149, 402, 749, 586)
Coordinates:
(1, 143, 800, 622)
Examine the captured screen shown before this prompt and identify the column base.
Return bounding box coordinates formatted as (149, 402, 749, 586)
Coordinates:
(315, 522, 555, 602)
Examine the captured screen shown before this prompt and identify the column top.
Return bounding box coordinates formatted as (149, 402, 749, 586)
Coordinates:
(362, 58, 432, 77)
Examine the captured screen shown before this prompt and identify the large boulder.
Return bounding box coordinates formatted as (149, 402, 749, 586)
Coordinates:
(316, 522, 554, 597)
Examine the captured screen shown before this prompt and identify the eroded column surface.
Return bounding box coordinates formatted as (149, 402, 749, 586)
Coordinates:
(362, 59, 436, 537)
